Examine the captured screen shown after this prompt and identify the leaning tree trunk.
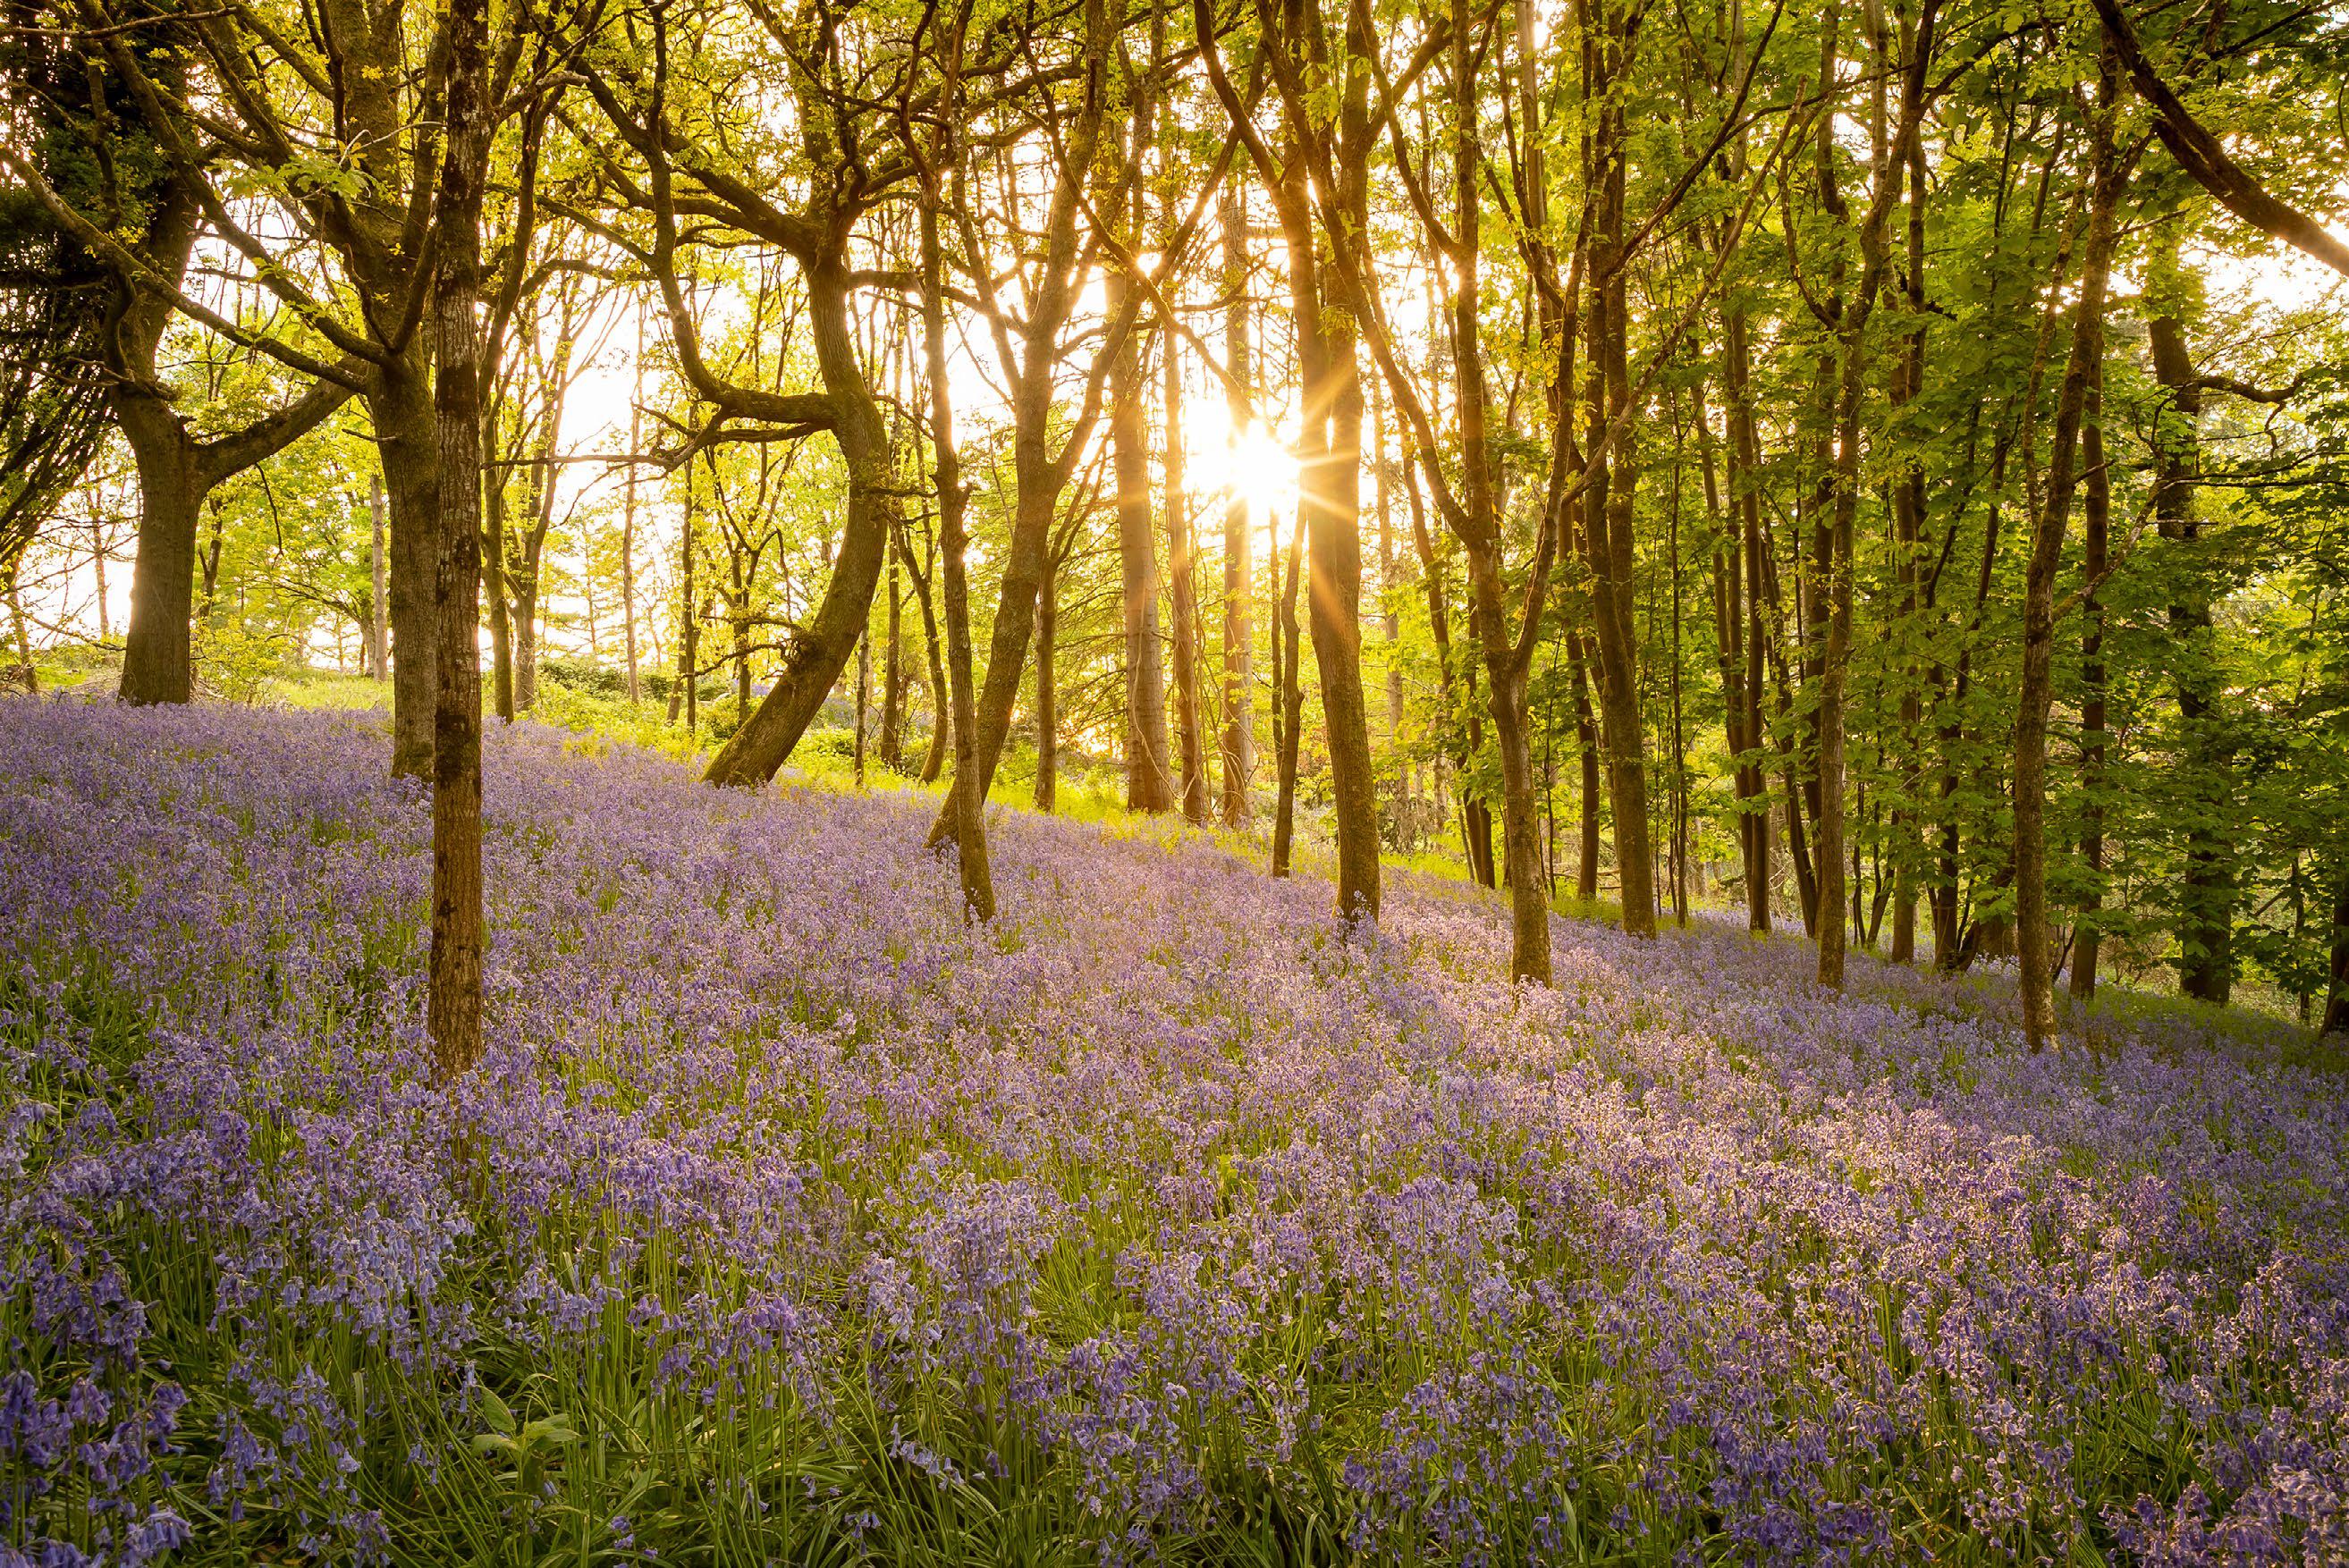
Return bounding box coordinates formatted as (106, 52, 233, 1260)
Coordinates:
(702, 257, 899, 788)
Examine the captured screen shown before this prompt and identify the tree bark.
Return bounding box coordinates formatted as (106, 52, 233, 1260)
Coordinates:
(1271, 502, 1305, 877)
(701, 254, 900, 786)
(368, 476, 390, 681)
(1167, 312, 1207, 823)
(881, 527, 904, 767)
(2015, 52, 2123, 1051)
(427, 0, 491, 1083)
(2148, 284, 2235, 1002)
(2068, 367, 2110, 999)
(1580, 0, 1657, 937)
(376, 355, 444, 778)
(1219, 181, 1256, 827)
(1035, 543, 1058, 812)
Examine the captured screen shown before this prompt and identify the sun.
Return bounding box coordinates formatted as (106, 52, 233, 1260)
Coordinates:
(1214, 420, 1298, 520)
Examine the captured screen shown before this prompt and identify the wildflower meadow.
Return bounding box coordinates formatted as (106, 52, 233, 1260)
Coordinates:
(4, 699, 2347, 1566)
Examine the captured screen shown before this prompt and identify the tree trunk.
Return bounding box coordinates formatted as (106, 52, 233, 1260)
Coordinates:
(1580, 11, 1656, 937)
(1166, 315, 1207, 824)
(921, 193, 993, 919)
(2324, 869, 2349, 1036)
(2015, 60, 2122, 1052)
(701, 255, 900, 788)
(881, 527, 904, 768)
(368, 477, 390, 681)
(115, 415, 202, 706)
(1111, 68, 1172, 815)
(1219, 181, 1255, 827)
(5, 557, 34, 691)
(2149, 281, 2235, 1002)
(1572, 643, 1600, 902)
(1271, 505, 1304, 877)
(485, 423, 516, 721)
(427, 0, 490, 1083)
(1035, 544, 1058, 812)
(2069, 367, 2110, 999)
(623, 316, 644, 704)
(375, 353, 444, 779)
(907, 527, 951, 785)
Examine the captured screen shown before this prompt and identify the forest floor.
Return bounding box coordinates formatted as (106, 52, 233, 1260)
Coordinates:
(5, 695, 2348, 1566)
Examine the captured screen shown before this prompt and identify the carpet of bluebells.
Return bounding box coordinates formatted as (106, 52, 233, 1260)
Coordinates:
(5, 702, 2349, 1566)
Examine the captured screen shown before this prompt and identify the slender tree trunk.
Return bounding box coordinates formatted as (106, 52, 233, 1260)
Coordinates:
(908, 528, 951, 785)
(1035, 545, 1058, 812)
(1111, 67, 1171, 814)
(2149, 271, 2235, 1002)
(2324, 869, 2349, 1035)
(623, 315, 644, 704)
(1219, 181, 1255, 827)
(2069, 367, 2110, 999)
(5, 558, 34, 691)
(921, 191, 993, 918)
(1573, 642, 1600, 902)
(1888, 105, 1930, 964)
(369, 477, 390, 681)
(1271, 506, 1304, 877)
(1444, 3, 1549, 982)
(485, 424, 516, 721)
(1167, 315, 1207, 823)
(1581, 9, 1656, 936)
(376, 354, 443, 778)
(2016, 59, 2122, 1051)
(881, 527, 904, 767)
(1314, 44, 1382, 923)
(427, 0, 490, 1083)
(672, 494, 698, 730)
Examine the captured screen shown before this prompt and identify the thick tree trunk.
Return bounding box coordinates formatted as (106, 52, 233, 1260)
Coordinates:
(116, 415, 202, 706)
